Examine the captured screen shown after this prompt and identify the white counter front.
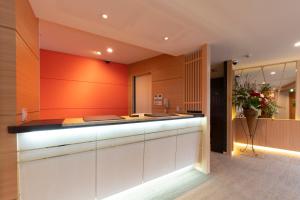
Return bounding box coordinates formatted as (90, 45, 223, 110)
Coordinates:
(17, 117, 204, 200)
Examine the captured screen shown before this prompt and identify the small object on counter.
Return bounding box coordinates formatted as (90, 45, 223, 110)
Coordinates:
(185, 111, 204, 117)
(144, 113, 178, 117)
(83, 115, 122, 122)
(129, 114, 140, 117)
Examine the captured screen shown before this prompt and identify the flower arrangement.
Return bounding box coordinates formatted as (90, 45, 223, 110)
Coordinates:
(233, 79, 278, 118)
(259, 84, 278, 118)
(233, 78, 279, 155)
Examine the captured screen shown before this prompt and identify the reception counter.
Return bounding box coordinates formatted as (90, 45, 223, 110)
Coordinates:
(12, 114, 206, 200)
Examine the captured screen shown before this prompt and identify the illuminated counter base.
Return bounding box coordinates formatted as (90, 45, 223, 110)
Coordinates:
(17, 117, 205, 200)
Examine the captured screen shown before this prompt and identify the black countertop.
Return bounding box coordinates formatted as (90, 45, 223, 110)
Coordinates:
(8, 113, 205, 134)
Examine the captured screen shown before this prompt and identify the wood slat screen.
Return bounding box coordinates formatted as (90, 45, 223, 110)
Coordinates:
(184, 49, 202, 112)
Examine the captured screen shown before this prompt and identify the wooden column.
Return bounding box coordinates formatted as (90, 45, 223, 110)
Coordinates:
(296, 61, 300, 120)
(0, 0, 39, 199)
(0, 2, 17, 199)
(200, 44, 211, 174)
(226, 61, 234, 156)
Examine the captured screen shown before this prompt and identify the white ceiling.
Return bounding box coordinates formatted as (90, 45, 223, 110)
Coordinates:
(39, 20, 160, 64)
(29, 0, 300, 66)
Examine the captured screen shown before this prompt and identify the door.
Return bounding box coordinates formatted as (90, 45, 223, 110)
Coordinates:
(210, 72, 227, 153)
(134, 74, 152, 113)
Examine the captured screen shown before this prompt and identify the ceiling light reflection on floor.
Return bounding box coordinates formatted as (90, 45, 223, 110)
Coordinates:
(100, 165, 208, 200)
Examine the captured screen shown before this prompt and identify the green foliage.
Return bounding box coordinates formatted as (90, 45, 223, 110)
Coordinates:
(233, 79, 260, 111)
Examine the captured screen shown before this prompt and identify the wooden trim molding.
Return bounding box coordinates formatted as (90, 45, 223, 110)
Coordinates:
(184, 49, 202, 111)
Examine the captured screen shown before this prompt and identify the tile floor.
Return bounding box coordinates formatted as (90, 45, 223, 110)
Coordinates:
(178, 151, 300, 200)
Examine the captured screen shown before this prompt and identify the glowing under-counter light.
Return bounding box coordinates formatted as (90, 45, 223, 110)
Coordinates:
(17, 118, 204, 151)
(234, 142, 300, 158)
(100, 165, 195, 200)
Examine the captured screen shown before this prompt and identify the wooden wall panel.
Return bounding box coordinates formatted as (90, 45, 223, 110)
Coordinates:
(0, 27, 16, 115)
(128, 54, 185, 113)
(0, 151, 17, 200)
(266, 120, 289, 149)
(152, 78, 184, 113)
(0, 117, 18, 200)
(0, 0, 15, 28)
(288, 120, 300, 151)
(16, 33, 40, 122)
(234, 118, 300, 152)
(233, 118, 246, 144)
(234, 118, 267, 146)
(0, 25, 17, 200)
(0, 0, 39, 199)
(15, 0, 39, 57)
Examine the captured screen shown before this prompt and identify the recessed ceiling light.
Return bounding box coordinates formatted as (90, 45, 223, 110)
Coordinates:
(164, 36, 169, 41)
(102, 14, 108, 19)
(294, 41, 300, 47)
(107, 48, 113, 53)
(95, 51, 102, 55)
(270, 71, 276, 75)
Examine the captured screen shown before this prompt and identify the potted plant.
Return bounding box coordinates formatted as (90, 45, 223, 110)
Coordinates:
(233, 80, 262, 137)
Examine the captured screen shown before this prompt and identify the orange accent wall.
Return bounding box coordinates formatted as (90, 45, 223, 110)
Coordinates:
(40, 49, 128, 119)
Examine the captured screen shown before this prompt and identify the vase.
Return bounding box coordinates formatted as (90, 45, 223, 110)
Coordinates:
(242, 108, 259, 155)
(243, 108, 258, 137)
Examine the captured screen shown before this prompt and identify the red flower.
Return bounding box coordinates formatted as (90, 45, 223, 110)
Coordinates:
(250, 91, 261, 97)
